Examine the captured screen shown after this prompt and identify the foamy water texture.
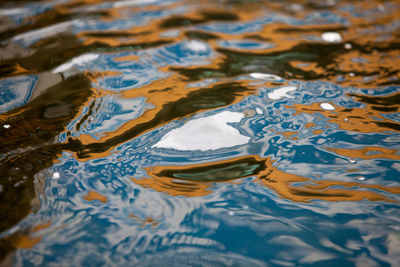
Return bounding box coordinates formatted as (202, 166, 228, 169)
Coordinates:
(0, 0, 400, 266)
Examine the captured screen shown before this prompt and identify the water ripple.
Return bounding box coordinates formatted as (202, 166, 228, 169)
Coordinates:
(0, 0, 399, 265)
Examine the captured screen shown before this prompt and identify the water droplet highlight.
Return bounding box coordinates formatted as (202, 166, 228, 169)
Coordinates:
(321, 32, 342, 43)
(52, 172, 60, 179)
(186, 40, 208, 52)
(344, 43, 352, 50)
(250, 73, 282, 81)
(320, 103, 335, 110)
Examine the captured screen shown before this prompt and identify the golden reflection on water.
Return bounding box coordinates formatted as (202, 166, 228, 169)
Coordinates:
(82, 190, 108, 203)
(130, 214, 159, 228)
(0, 221, 51, 263)
(13, 221, 51, 249)
(328, 146, 400, 160)
(289, 101, 400, 133)
(4, 0, 392, 86)
(132, 155, 400, 202)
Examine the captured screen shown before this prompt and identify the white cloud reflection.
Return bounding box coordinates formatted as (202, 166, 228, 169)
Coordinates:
(153, 111, 249, 151)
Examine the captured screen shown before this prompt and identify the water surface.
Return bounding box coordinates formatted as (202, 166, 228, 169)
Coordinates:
(0, 0, 400, 266)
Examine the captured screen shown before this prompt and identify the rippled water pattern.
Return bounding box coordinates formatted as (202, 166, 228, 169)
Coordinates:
(0, 0, 400, 266)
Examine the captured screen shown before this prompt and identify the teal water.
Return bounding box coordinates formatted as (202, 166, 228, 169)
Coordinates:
(0, 0, 400, 266)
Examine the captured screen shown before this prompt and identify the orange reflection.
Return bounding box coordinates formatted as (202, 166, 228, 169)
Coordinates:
(131, 176, 212, 197)
(289, 102, 400, 133)
(31, 221, 52, 232)
(131, 155, 399, 202)
(11, 221, 51, 249)
(85, 70, 122, 83)
(13, 235, 41, 250)
(328, 146, 400, 160)
(276, 131, 298, 137)
(83, 190, 108, 202)
(1, 0, 398, 88)
(130, 214, 159, 228)
(313, 130, 324, 135)
(66, 0, 399, 88)
(113, 55, 140, 62)
(273, 130, 300, 140)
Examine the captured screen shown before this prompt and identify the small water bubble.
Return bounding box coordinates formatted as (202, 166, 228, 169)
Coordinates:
(344, 118, 349, 122)
(357, 176, 365, 181)
(348, 159, 357, 164)
(344, 43, 352, 50)
(228, 211, 234, 216)
(349, 72, 355, 77)
(3, 124, 11, 129)
(52, 172, 60, 179)
(243, 205, 249, 210)
(255, 108, 263, 114)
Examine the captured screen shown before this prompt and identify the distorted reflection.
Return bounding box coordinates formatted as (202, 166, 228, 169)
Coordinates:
(267, 86, 296, 100)
(0, 0, 399, 265)
(290, 98, 400, 133)
(133, 155, 400, 202)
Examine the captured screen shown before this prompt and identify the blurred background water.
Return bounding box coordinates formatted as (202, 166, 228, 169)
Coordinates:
(0, 0, 400, 266)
